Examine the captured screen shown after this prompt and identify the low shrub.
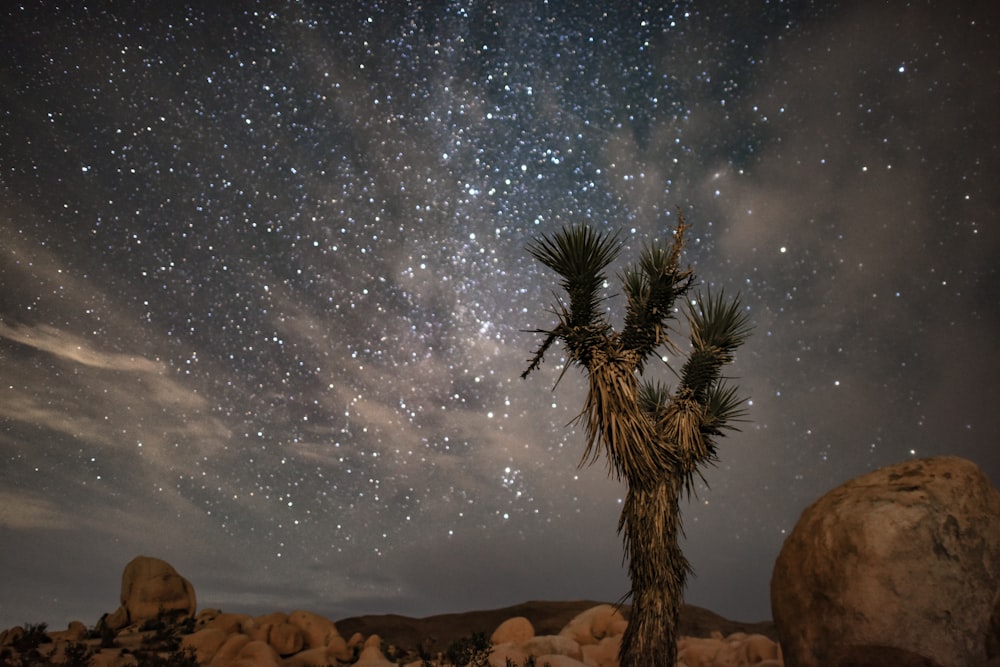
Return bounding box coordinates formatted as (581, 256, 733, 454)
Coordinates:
(444, 631, 492, 667)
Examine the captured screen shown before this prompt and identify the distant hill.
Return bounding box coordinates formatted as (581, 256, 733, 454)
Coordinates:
(334, 599, 775, 655)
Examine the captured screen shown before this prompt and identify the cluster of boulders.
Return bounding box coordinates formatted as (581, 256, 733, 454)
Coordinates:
(3, 455, 999, 667)
(181, 608, 355, 666)
(173, 602, 782, 667)
(486, 605, 779, 667)
(0, 571, 782, 666)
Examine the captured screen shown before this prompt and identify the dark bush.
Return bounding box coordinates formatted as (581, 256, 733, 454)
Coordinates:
(12, 623, 48, 653)
(445, 631, 492, 667)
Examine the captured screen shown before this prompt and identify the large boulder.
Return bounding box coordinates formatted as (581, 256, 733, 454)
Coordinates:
(558, 604, 627, 646)
(491, 616, 535, 644)
(249, 620, 303, 656)
(354, 634, 395, 667)
(287, 609, 344, 650)
(771, 456, 1000, 667)
(107, 556, 196, 629)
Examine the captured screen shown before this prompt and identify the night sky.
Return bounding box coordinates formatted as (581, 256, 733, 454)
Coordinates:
(2, 2, 997, 631)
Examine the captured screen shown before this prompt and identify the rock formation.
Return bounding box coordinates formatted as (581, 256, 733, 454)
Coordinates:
(355, 633, 396, 666)
(559, 604, 628, 646)
(105, 555, 196, 630)
(491, 615, 535, 644)
(771, 455, 1000, 667)
(483, 605, 779, 667)
(0, 554, 784, 666)
(286, 608, 344, 650)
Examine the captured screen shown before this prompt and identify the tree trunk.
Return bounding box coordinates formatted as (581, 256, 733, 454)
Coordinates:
(619, 476, 688, 667)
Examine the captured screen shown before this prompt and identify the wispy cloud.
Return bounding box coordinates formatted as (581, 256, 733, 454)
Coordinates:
(0, 490, 75, 530)
(0, 322, 163, 373)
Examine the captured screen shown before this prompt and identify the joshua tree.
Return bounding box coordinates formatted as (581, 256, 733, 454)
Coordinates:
(521, 213, 750, 667)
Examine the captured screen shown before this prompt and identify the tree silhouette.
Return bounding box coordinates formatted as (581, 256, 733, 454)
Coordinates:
(521, 213, 751, 667)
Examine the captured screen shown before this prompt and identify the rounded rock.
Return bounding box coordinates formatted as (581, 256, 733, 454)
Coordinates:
(771, 456, 1000, 667)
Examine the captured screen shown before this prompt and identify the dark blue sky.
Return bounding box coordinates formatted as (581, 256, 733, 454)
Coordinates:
(1, 1, 997, 630)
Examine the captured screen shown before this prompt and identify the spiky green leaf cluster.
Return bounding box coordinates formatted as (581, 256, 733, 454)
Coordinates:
(679, 289, 752, 405)
(620, 220, 693, 364)
(701, 382, 748, 436)
(526, 224, 620, 331)
(689, 288, 752, 353)
(637, 380, 672, 421)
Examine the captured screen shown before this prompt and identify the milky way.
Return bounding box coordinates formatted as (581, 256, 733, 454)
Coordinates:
(1, 2, 997, 629)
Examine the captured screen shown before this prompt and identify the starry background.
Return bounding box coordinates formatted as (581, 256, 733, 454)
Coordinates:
(1, 1, 997, 631)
